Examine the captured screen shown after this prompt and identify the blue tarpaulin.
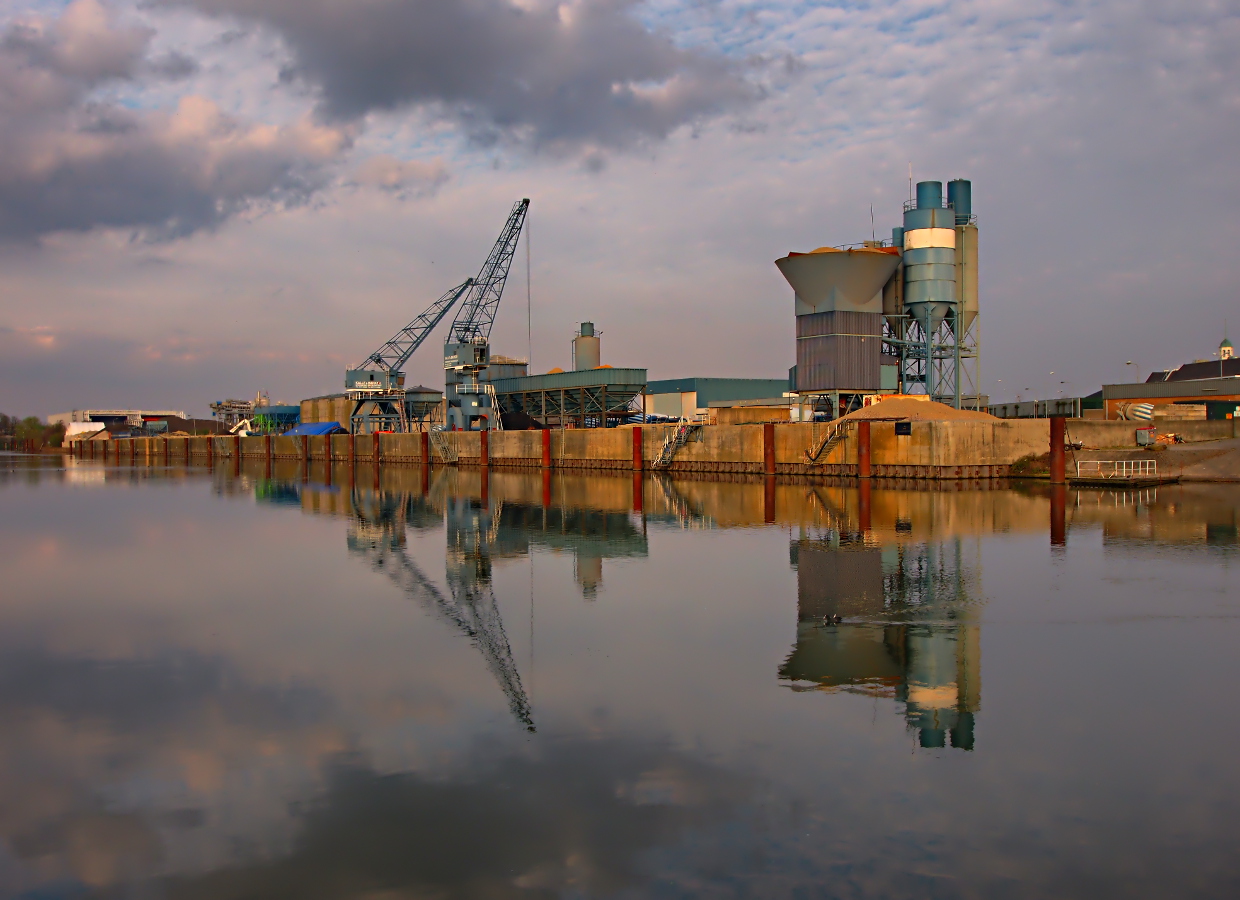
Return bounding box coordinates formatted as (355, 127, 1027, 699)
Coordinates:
(283, 422, 347, 436)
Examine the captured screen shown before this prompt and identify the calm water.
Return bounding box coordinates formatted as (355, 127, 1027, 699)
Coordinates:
(1, 454, 1238, 899)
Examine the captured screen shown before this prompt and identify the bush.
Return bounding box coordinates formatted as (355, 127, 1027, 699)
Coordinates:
(1010, 451, 1051, 477)
(7, 415, 66, 450)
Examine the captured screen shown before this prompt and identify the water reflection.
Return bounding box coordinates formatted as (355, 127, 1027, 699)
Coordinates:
(4, 454, 1240, 898)
(345, 486, 535, 730)
(783, 532, 981, 750)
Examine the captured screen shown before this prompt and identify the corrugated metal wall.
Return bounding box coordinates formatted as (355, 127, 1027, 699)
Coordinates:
(795, 311, 882, 392)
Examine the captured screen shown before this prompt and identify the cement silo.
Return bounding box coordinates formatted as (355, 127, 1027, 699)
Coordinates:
(948, 179, 978, 340)
(902, 181, 957, 338)
(572, 322, 601, 370)
(775, 246, 901, 396)
(884, 178, 980, 408)
(777, 177, 980, 414)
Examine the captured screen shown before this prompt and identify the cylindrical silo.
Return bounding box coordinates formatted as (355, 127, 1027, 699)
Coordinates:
(947, 179, 972, 226)
(902, 181, 956, 336)
(946, 179, 977, 338)
(882, 227, 904, 333)
(572, 322, 600, 370)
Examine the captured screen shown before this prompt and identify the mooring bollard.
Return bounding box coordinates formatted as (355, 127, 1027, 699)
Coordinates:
(1050, 416, 1066, 484)
(857, 420, 872, 478)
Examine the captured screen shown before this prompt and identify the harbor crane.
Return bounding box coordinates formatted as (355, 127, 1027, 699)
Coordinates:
(346, 197, 530, 434)
(346, 279, 473, 434)
(444, 198, 529, 431)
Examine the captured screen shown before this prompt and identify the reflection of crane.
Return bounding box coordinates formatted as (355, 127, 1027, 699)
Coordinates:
(346, 279, 474, 434)
(444, 199, 530, 431)
(346, 490, 535, 731)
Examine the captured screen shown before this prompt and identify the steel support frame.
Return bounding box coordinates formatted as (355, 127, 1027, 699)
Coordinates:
(496, 385, 643, 428)
(883, 314, 979, 410)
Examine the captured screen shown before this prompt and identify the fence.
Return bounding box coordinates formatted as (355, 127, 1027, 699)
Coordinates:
(1074, 459, 1158, 479)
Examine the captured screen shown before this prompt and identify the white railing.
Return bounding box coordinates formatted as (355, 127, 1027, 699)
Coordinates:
(1075, 459, 1158, 479)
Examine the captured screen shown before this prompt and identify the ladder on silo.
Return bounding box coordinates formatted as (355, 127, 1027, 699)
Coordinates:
(652, 421, 700, 469)
(805, 421, 851, 464)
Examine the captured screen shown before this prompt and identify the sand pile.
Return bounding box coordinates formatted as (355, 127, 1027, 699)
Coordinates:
(836, 398, 997, 423)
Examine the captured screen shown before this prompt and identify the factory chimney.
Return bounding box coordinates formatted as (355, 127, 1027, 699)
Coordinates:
(573, 322, 600, 370)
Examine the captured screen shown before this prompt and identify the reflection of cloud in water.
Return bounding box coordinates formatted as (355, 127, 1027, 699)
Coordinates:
(159, 738, 750, 900)
(0, 643, 751, 897)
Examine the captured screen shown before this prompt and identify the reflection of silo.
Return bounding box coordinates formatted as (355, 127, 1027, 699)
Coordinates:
(572, 322, 600, 371)
(775, 248, 901, 393)
(902, 181, 957, 336)
(575, 553, 603, 599)
(948, 180, 978, 338)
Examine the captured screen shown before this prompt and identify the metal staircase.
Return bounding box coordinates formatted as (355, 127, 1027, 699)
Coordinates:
(652, 422, 700, 469)
(429, 427, 458, 463)
(805, 420, 851, 464)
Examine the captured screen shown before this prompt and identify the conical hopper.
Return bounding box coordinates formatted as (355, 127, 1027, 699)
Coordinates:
(776, 247, 902, 316)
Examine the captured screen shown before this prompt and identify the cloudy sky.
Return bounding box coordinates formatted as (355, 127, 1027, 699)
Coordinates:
(0, 0, 1236, 417)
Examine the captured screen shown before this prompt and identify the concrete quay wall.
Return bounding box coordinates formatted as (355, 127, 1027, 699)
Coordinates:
(93, 419, 1053, 480)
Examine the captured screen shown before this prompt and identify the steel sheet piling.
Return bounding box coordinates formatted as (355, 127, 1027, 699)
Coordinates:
(859, 479, 872, 532)
(1050, 417, 1066, 484)
(1050, 484, 1067, 546)
(858, 421, 872, 478)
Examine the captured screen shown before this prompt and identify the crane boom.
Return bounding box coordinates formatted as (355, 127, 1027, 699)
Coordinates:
(351, 278, 473, 380)
(448, 199, 529, 344)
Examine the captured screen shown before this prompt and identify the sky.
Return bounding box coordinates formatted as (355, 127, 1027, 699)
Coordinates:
(0, 0, 1236, 418)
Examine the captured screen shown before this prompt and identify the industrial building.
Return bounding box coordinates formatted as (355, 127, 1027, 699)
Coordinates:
(210, 392, 300, 433)
(776, 179, 979, 417)
(643, 377, 790, 421)
(50, 409, 187, 428)
(492, 323, 647, 428)
(991, 336, 1240, 421)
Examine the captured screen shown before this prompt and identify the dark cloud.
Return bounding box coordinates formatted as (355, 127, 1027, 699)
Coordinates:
(0, 0, 350, 240)
(180, 0, 760, 149)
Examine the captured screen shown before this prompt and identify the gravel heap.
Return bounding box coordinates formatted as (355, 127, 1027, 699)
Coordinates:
(836, 398, 997, 422)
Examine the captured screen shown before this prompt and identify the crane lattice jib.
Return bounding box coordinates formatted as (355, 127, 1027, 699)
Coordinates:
(448, 198, 529, 344)
(356, 278, 473, 374)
